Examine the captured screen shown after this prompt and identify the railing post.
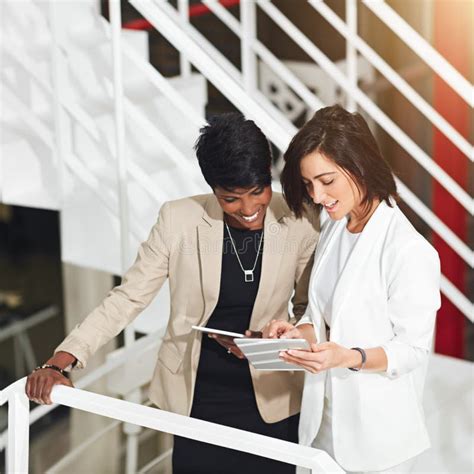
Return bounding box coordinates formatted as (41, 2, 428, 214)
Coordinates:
(178, 0, 192, 77)
(345, 0, 357, 111)
(241, 0, 258, 93)
(6, 387, 30, 473)
(109, 0, 134, 346)
(124, 388, 142, 474)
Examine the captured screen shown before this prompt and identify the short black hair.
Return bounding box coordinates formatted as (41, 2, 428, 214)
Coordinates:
(194, 112, 272, 190)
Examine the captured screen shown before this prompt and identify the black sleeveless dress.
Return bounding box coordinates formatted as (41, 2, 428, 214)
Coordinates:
(172, 224, 298, 474)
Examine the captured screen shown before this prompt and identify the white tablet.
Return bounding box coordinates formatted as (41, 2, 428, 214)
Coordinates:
(192, 325, 245, 338)
(235, 338, 310, 371)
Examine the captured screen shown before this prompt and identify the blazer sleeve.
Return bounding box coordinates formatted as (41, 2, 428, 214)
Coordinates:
(381, 238, 441, 379)
(289, 211, 319, 324)
(54, 202, 172, 368)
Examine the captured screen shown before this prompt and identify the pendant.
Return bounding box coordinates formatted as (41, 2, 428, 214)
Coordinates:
(244, 270, 254, 283)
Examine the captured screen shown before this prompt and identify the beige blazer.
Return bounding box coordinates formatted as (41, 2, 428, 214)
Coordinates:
(56, 193, 319, 423)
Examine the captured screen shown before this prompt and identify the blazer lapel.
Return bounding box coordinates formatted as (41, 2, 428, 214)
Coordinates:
(330, 201, 394, 328)
(197, 196, 224, 324)
(249, 200, 288, 330)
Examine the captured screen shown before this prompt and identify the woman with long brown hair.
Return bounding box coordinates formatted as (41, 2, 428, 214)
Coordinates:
(264, 105, 441, 473)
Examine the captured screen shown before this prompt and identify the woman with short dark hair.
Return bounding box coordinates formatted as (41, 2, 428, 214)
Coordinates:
(26, 113, 319, 474)
(264, 105, 441, 473)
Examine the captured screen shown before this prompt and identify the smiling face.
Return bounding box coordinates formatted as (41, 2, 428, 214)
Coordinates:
(300, 151, 363, 221)
(214, 185, 272, 230)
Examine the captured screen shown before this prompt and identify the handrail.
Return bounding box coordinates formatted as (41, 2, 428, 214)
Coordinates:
(131, 0, 473, 318)
(362, 0, 474, 107)
(0, 328, 165, 452)
(110, 0, 132, 283)
(0, 329, 163, 451)
(142, 2, 472, 265)
(309, 0, 473, 160)
(126, 0, 472, 318)
(201, 0, 324, 111)
(395, 180, 473, 268)
(0, 378, 343, 473)
(130, 0, 295, 151)
(257, 0, 473, 214)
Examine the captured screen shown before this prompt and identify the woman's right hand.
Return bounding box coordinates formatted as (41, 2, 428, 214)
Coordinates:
(262, 319, 296, 339)
(26, 368, 74, 405)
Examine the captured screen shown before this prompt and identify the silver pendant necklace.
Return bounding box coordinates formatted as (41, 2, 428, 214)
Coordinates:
(225, 221, 264, 283)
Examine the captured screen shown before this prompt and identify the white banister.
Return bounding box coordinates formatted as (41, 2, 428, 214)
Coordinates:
(362, 0, 474, 107)
(2, 380, 30, 474)
(109, 1, 134, 351)
(396, 180, 473, 267)
(0, 379, 344, 473)
(440, 276, 474, 322)
(0, 329, 165, 453)
(241, 0, 258, 93)
(253, 41, 325, 111)
(130, 0, 293, 151)
(178, 0, 191, 78)
(257, 0, 473, 214)
(345, 0, 357, 112)
(309, 0, 473, 160)
(201, 1, 325, 113)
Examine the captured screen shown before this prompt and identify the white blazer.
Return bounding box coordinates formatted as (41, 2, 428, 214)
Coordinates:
(298, 201, 441, 472)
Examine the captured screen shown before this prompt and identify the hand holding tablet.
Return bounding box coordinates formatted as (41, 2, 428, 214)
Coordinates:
(235, 338, 311, 371)
(192, 325, 310, 369)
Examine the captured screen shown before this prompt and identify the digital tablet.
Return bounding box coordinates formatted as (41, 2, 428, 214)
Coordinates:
(192, 325, 245, 338)
(235, 338, 311, 371)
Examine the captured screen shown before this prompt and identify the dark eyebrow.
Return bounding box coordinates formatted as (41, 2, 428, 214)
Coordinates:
(313, 172, 336, 180)
(217, 185, 261, 197)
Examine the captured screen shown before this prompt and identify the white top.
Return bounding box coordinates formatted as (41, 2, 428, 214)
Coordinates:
(314, 223, 360, 328)
(312, 221, 360, 407)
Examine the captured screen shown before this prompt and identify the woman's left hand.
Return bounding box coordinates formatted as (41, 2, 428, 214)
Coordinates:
(210, 330, 262, 359)
(279, 341, 353, 373)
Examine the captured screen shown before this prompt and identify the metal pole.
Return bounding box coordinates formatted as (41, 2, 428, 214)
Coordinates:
(178, 0, 191, 77)
(124, 388, 142, 474)
(6, 389, 30, 473)
(109, 8, 136, 473)
(241, 0, 257, 93)
(345, 0, 357, 111)
(109, 0, 134, 347)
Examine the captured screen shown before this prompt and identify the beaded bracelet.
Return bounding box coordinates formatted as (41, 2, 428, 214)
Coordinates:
(33, 364, 69, 377)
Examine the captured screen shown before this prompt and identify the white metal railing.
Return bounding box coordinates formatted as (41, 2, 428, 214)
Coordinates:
(0, 378, 343, 473)
(130, 0, 296, 151)
(0, 327, 165, 453)
(129, 0, 473, 319)
(193, 0, 473, 273)
(0, 0, 470, 415)
(309, 0, 473, 160)
(362, 0, 474, 107)
(256, 0, 472, 214)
